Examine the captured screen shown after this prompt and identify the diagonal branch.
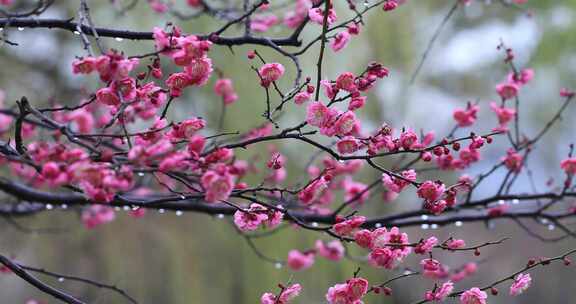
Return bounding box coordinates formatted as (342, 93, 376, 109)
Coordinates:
(0, 254, 86, 304)
(20, 264, 138, 304)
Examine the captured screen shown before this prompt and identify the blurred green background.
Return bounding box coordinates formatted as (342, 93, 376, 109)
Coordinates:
(1, 0, 576, 303)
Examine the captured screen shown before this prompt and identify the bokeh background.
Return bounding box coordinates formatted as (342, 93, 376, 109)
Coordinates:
(1, 0, 576, 303)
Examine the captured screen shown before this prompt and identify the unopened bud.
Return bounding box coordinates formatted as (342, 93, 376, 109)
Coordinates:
(383, 287, 392, 296)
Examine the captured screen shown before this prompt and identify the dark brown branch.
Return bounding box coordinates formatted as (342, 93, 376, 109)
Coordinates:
(0, 254, 86, 304)
(414, 248, 576, 303)
(0, 18, 302, 47)
(20, 264, 138, 304)
(1, 176, 576, 232)
(14, 97, 30, 155)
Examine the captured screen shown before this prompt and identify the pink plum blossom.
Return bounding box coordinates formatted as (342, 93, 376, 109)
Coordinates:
(81, 205, 115, 229)
(326, 277, 368, 304)
(333, 215, 366, 236)
(417, 181, 446, 202)
(258, 63, 285, 87)
(287, 250, 315, 271)
(261, 283, 302, 304)
(315, 240, 345, 261)
(496, 82, 519, 100)
(453, 104, 479, 127)
(561, 158, 576, 175)
(331, 31, 351, 52)
(425, 281, 454, 302)
(446, 239, 466, 250)
(308, 7, 337, 25)
(460, 287, 487, 304)
(510, 273, 531, 296)
(233, 204, 269, 231)
(200, 167, 235, 202)
(214, 78, 239, 105)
